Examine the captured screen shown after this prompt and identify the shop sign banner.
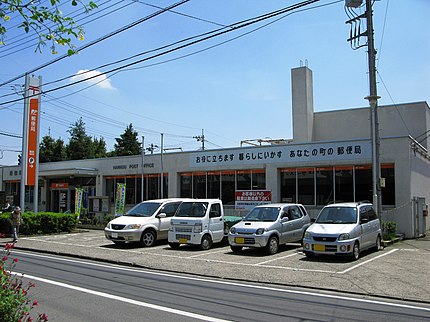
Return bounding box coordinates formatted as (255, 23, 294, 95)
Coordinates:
(190, 140, 371, 168)
(75, 188, 83, 218)
(115, 183, 126, 216)
(235, 190, 271, 211)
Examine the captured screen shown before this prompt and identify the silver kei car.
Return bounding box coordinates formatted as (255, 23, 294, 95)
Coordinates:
(104, 198, 185, 247)
(302, 202, 382, 260)
(228, 203, 311, 255)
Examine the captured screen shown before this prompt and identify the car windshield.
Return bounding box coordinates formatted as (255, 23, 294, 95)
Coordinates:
(244, 207, 279, 222)
(125, 202, 161, 217)
(316, 207, 357, 224)
(175, 202, 208, 218)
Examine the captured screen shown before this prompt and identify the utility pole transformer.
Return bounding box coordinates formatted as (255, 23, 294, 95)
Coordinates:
(345, 0, 381, 216)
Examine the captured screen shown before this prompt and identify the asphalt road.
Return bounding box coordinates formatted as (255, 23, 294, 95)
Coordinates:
(8, 250, 430, 322)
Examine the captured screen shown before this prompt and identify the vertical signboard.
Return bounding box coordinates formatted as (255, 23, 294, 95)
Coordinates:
(23, 75, 41, 186)
(21, 75, 42, 212)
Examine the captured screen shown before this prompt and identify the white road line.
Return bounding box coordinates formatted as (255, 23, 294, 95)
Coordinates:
(189, 248, 231, 258)
(256, 253, 298, 265)
(12, 251, 430, 313)
(338, 249, 399, 274)
(10, 271, 231, 322)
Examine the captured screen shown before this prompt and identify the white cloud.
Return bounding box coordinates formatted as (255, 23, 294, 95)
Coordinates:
(70, 69, 115, 90)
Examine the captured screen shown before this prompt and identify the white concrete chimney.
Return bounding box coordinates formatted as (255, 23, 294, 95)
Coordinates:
(291, 66, 314, 143)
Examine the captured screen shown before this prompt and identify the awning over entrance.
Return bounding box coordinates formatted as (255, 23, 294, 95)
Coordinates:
(40, 167, 98, 177)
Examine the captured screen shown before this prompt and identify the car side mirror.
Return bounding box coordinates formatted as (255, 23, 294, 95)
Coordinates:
(360, 218, 368, 224)
(156, 213, 167, 218)
(281, 216, 289, 222)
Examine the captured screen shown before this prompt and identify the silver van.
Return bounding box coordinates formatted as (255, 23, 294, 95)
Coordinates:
(303, 202, 382, 260)
(228, 203, 311, 255)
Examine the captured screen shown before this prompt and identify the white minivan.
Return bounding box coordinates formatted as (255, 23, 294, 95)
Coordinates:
(168, 199, 224, 250)
(303, 202, 382, 260)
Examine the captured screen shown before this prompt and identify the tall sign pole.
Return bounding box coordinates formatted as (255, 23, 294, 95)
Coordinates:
(21, 75, 42, 213)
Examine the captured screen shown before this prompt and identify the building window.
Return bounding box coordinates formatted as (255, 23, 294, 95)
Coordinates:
(180, 173, 192, 198)
(193, 172, 206, 199)
(381, 164, 395, 206)
(252, 170, 266, 190)
(355, 165, 372, 202)
(316, 167, 333, 205)
(297, 168, 315, 205)
(237, 170, 252, 190)
(221, 171, 235, 205)
(179, 169, 265, 204)
(335, 166, 354, 203)
(207, 171, 220, 199)
(280, 169, 297, 203)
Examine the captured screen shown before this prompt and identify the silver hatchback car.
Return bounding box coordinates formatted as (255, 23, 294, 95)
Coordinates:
(228, 203, 311, 255)
(303, 202, 382, 260)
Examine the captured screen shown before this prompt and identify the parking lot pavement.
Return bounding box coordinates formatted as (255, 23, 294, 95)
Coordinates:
(1, 230, 429, 303)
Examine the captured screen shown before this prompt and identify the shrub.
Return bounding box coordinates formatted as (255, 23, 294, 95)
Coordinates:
(0, 240, 48, 322)
(382, 221, 397, 240)
(0, 212, 78, 236)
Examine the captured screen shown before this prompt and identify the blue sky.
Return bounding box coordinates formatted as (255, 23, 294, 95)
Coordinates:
(0, 0, 429, 166)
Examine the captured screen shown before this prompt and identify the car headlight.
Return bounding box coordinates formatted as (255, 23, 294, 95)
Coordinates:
(255, 228, 266, 235)
(338, 233, 350, 241)
(194, 223, 202, 233)
(230, 227, 236, 234)
(304, 231, 311, 239)
(125, 224, 142, 230)
(105, 223, 110, 229)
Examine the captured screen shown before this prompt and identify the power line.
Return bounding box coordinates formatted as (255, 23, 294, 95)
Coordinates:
(0, 0, 191, 88)
(0, 0, 322, 106)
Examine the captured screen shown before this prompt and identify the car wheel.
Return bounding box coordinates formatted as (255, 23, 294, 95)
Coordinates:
(169, 242, 180, 249)
(200, 234, 213, 250)
(374, 235, 381, 251)
(352, 242, 360, 261)
(265, 236, 279, 255)
(140, 230, 156, 247)
(230, 245, 243, 253)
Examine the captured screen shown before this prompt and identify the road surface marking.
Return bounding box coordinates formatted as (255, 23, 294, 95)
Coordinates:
(12, 251, 430, 314)
(256, 253, 298, 265)
(10, 271, 231, 322)
(338, 249, 399, 274)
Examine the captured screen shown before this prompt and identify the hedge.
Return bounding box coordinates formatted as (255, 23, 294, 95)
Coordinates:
(0, 212, 78, 236)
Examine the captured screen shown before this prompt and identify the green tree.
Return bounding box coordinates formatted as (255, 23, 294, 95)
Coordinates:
(39, 135, 66, 162)
(93, 136, 107, 158)
(113, 123, 141, 156)
(0, 0, 97, 54)
(66, 117, 94, 160)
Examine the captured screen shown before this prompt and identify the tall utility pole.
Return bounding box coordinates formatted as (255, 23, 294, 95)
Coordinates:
(345, 0, 381, 215)
(365, 0, 382, 216)
(193, 129, 205, 150)
(141, 136, 145, 202)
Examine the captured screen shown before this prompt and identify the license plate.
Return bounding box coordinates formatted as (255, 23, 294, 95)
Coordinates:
(179, 238, 188, 244)
(112, 232, 118, 238)
(314, 244, 325, 251)
(235, 237, 245, 244)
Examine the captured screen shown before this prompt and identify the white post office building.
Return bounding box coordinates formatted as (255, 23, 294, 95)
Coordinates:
(1, 66, 429, 238)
